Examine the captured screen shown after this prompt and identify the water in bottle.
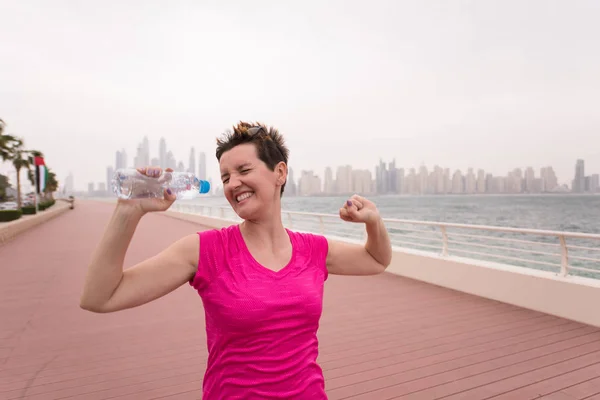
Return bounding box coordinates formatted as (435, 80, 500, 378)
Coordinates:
(111, 168, 211, 200)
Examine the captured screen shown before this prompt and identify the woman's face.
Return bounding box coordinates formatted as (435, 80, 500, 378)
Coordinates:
(219, 143, 286, 220)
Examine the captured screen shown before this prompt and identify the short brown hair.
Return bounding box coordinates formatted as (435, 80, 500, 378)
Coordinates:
(216, 121, 289, 195)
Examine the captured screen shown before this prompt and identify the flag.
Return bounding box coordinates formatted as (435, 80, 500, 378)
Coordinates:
(34, 156, 47, 194)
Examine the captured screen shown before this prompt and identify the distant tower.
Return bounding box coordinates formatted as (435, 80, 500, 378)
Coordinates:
(323, 167, 334, 194)
(288, 167, 296, 195)
(198, 152, 207, 180)
(115, 149, 127, 169)
(159, 138, 167, 168)
(572, 159, 585, 193)
(188, 148, 196, 174)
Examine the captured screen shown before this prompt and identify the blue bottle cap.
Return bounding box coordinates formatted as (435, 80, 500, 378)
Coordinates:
(198, 180, 210, 194)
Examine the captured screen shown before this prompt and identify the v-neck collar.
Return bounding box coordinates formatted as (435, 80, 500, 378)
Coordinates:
(234, 225, 297, 278)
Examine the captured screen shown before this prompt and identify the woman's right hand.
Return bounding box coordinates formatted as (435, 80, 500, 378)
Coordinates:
(117, 166, 178, 215)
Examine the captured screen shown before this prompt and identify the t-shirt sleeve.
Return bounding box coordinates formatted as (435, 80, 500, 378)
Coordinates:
(189, 228, 222, 293)
(308, 233, 329, 281)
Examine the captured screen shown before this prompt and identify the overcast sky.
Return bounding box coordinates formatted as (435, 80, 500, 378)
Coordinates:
(1, 0, 599, 191)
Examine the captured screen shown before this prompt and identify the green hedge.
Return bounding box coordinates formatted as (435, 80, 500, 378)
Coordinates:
(22, 206, 36, 215)
(0, 199, 57, 222)
(38, 199, 56, 211)
(0, 209, 22, 222)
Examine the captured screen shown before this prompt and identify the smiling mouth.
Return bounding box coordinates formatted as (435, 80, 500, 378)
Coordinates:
(236, 192, 254, 203)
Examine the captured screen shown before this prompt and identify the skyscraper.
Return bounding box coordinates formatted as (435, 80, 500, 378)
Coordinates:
(590, 174, 600, 193)
(166, 151, 176, 170)
(376, 159, 388, 194)
(572, 159, 585, 193)
(106, 166, 114, 194)
(352, 169, 373, 194)
(298, 170, 321, 196)
(287, 167, 296, 196)
(388, 159, 397, 193)
(188, 148, 196, 174)
(452, 170, 464, 194)
(476, 169, 486, 194)
(159, 138, 167, 168)
(465, 168, 476, 194)
(142, 137, 150, 166)
(525, 167, 535, 193)
(540, 167, 558, 192)
(419, 165, 429, 195)
(335, 165, 352, 194)
(396, 168, 405, 194)
(198, 152, 207, 181)
(115, 149, 127, 170)
(323, 167, 335, 194)
(507, 168, 523, 194)
(133, 137, 150, 168)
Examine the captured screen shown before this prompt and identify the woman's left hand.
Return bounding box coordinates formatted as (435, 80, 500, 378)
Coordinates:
(339, 194, 381, 225)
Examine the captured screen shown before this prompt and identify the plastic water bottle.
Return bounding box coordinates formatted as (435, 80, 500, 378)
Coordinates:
(111, 168, 210, 200)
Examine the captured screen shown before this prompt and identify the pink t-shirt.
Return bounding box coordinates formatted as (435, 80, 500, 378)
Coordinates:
(189, 224, 329, 399)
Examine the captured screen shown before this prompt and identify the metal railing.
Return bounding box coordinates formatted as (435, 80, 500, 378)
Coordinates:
(170, 203, 600, 279)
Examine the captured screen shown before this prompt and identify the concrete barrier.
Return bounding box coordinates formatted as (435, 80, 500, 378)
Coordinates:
(387, 248, 600, 328)
(161, 209, 600, 328)
(0, 202, 71, 246)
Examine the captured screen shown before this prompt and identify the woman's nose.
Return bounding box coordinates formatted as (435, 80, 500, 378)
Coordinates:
(229, 175, 241, 189)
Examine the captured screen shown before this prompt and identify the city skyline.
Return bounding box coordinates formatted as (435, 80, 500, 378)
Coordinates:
(293, 159, 599, 196)
(74, 135, 599, 197)
(4, 132, 596, 196)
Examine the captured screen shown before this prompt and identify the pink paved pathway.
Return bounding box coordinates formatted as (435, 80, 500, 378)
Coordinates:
(1, 201, 600, 399)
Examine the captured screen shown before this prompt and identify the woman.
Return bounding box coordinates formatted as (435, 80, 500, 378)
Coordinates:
(80, 122, 392, 399)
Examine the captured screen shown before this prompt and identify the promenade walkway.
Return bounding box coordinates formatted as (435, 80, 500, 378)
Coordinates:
(1, 201, 600, 399)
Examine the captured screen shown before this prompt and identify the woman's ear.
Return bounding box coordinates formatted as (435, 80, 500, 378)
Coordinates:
(275, 161, 287, 186)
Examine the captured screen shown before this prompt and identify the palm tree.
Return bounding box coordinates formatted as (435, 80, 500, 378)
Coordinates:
(44, 168, 59, 199)
(27, 169, 35, 189)
(26, 166, 38, 202)
(1, 122, 48, 206)
(0, 173, 10, 201)
(10, 139, 32, 209)
(0, 119, 19, 162)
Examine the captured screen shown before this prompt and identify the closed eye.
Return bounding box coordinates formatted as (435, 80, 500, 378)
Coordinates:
(221, 166, 251, 184)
